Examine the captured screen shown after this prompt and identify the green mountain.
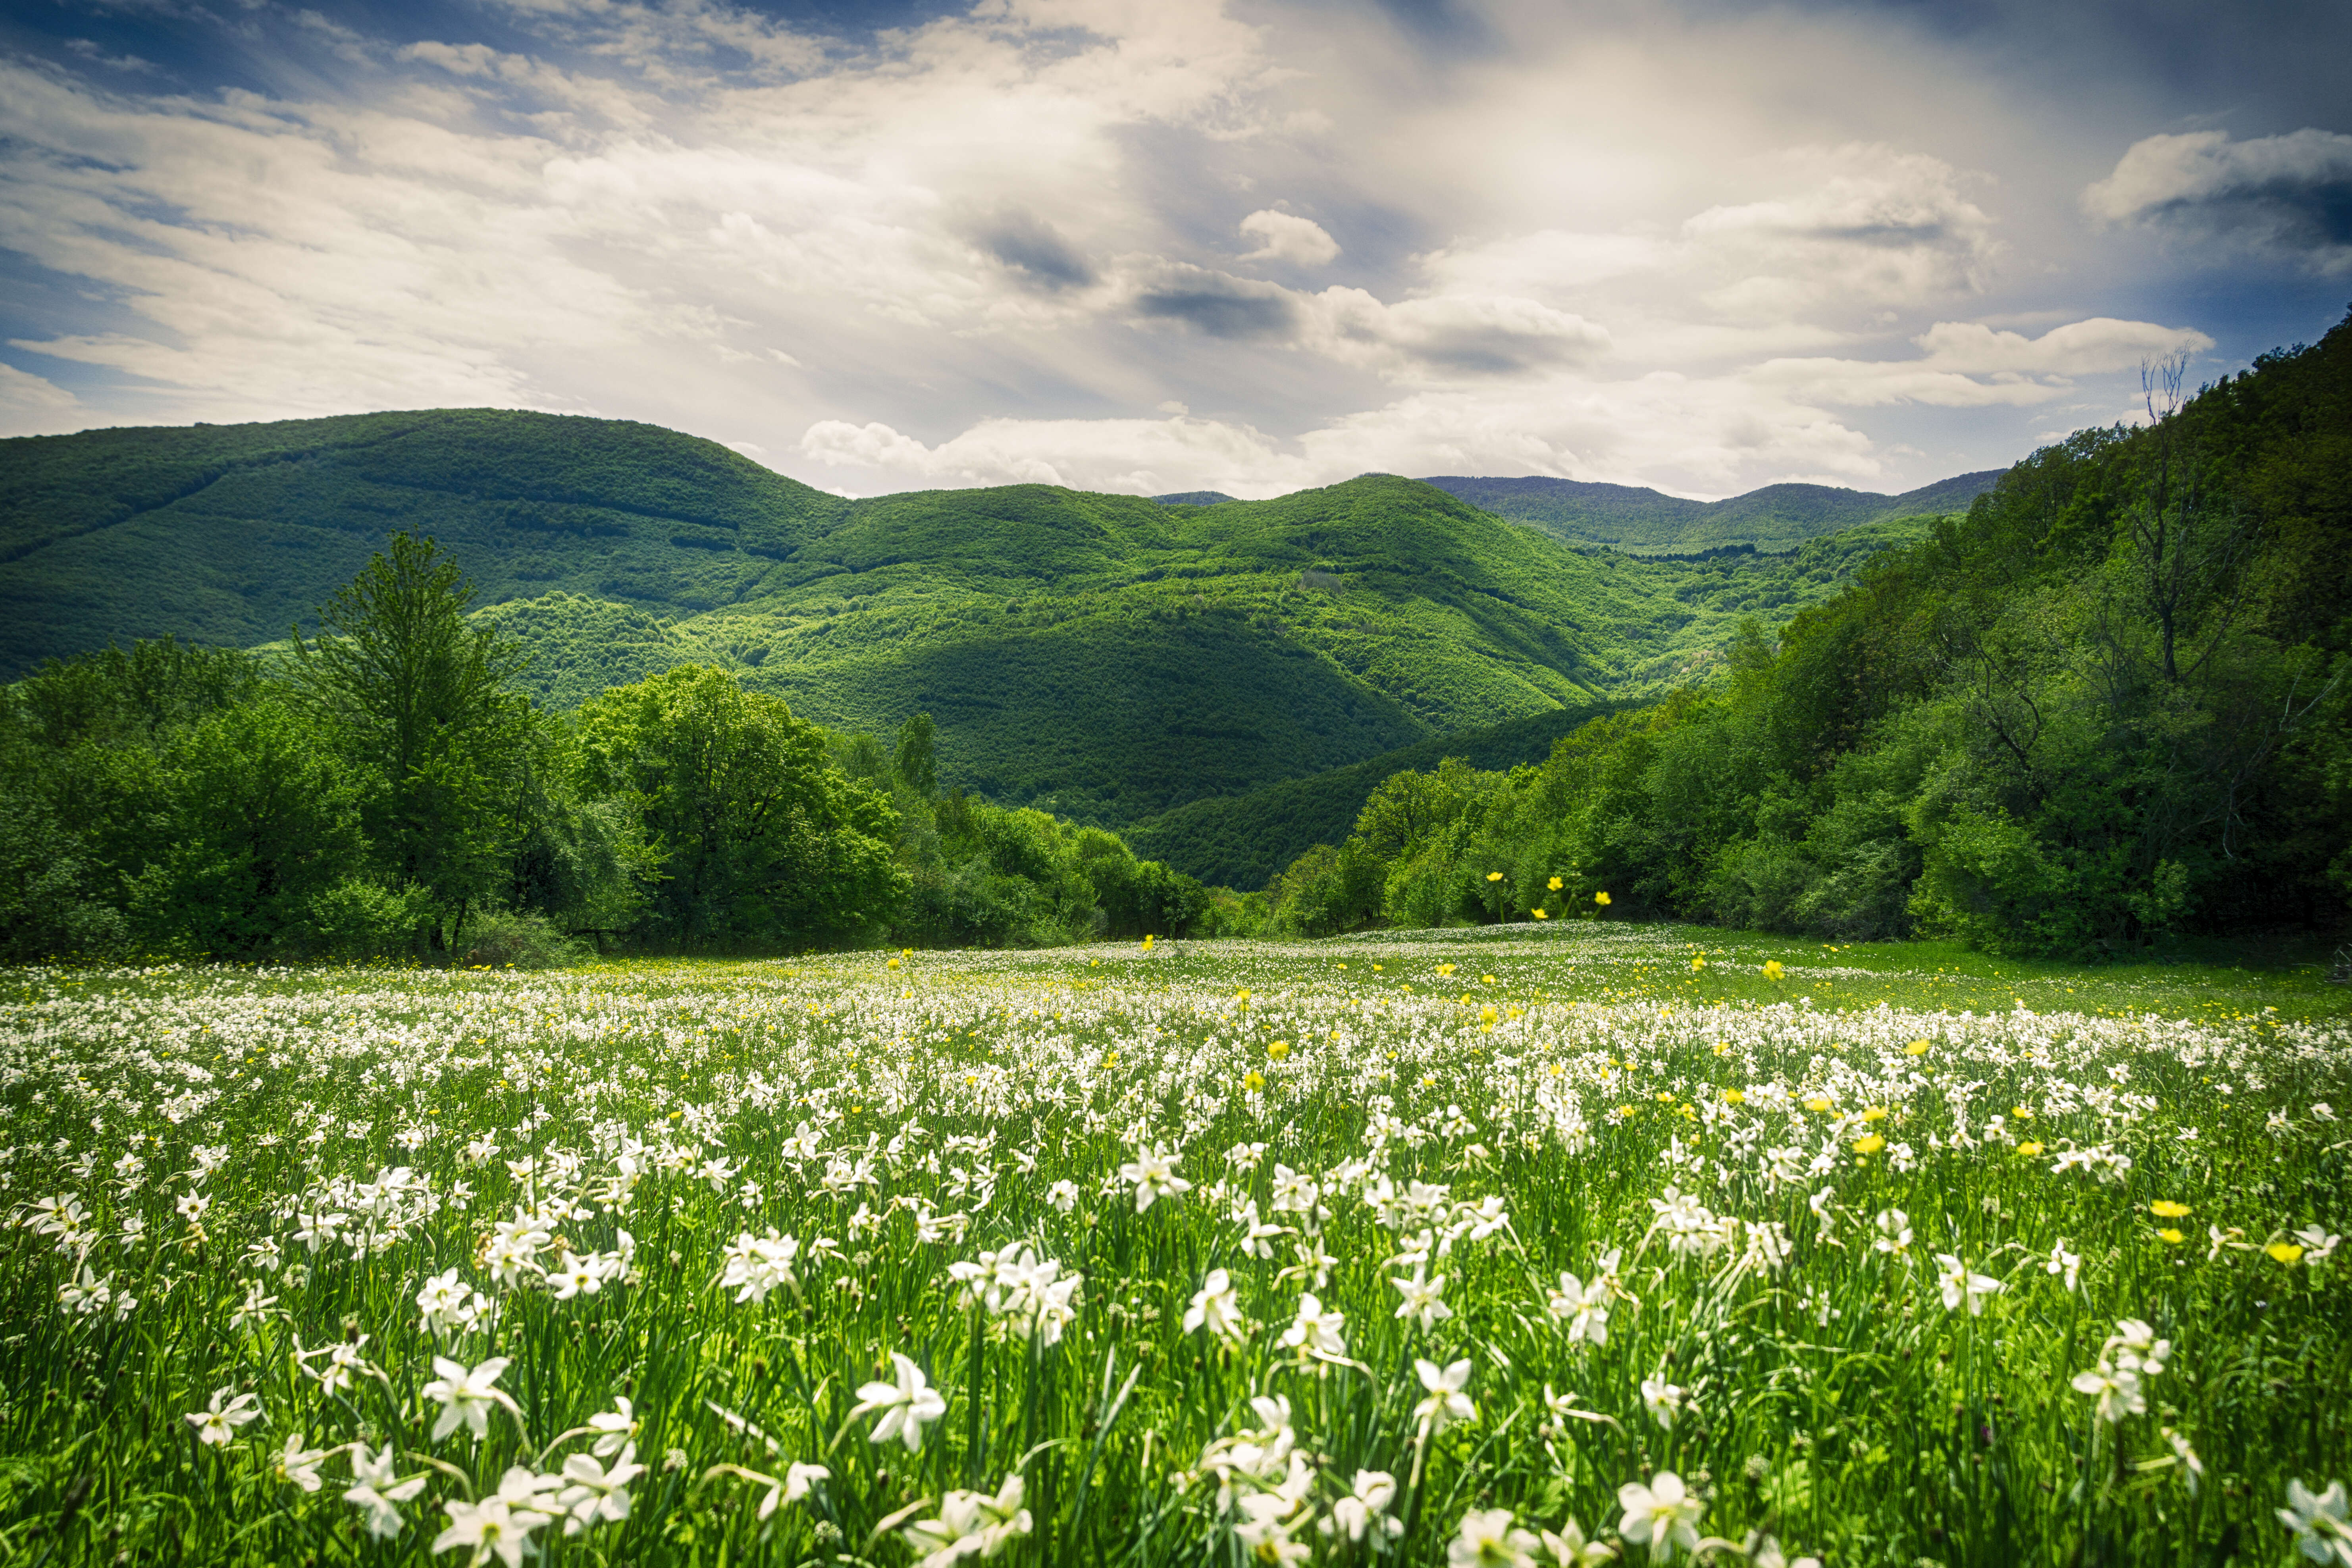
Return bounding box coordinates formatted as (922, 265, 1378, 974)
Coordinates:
(1124, 701, 1628, 889)
(1418, 470, 2000, 553)
(0, 408, 1976, 834)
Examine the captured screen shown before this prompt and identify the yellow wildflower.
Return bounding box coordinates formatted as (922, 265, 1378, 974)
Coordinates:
(1594, 890, 1612, 907)
(1532, 908, 1548, 920)
(2267, 1241, 2305, 1264)
(2157, 1228, 2185, 1245)
(1853, 1133, 1886, 1155)
(2150, 1200, 2190, 1219)
(1487, 871, 1504, 882)
(1763, 960, 1786, 980)
(1267, 1040, 1290, 1061)
(1547, 875, 1563, 891)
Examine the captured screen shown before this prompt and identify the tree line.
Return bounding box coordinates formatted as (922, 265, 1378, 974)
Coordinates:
(1265, 315, 2352, 957)
(0, 534, 1227, 965)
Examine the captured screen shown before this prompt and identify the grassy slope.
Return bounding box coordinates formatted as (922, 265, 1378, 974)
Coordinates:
(1124, 701, 1628, 889)
(1421, 469, 1999, 553)
(3, 411, 1958, 830)
(0, 408, 846, 677)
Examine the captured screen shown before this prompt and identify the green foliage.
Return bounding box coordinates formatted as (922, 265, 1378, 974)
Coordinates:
(4, 413, 1948, 830)
(1272, 309, 2352, 956)
(572, 665, 907, 951)
(1423, 470, 2000, 552)
(292, 533, 541, 952)
(1127, 701, 1625, 889)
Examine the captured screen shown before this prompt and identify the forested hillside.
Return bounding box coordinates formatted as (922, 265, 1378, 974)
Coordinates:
(2, 413, 1955, 825)
(1421, 470, 2001, 553)
(1265, 310, 2352, 955)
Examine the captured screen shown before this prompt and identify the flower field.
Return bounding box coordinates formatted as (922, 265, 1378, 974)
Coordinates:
(3, 926, 2349, 1566)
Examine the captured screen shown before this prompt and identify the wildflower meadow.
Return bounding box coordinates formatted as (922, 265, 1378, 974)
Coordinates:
(3, 924, 2348, 1566)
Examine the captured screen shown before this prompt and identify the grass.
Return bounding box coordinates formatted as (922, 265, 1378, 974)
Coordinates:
(2, 923, 2347, 1566)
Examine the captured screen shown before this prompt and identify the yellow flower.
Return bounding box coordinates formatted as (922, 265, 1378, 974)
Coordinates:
(1803, 1095, 1833, 1113)
(1242, 1070, 1265, 1092)
(2015, 1140, 2044, 1157)
(1691, 957, 1706, 972)
(1267, 1040, 1290, 1060)
(1853, 1133, 1886, 1155)
(1487, 871, 1505, 882)
(1141, 934, 1154, 950)
(2157, 1228, 2185, 1245)
(1547, 875, 1563, 891)
(886, 956, 901, 970)
(1437, 963, 1456, 977)
(2012, 1105, 2034, 1121)
(1904, 1040, 1931, 1056)
(1723, 1088, 1745, 1104)
(1593, 890, 1612, 906)
(1532, 908, 1548, 920)
(2150, 1200, 2191, 1218)
(1478, 1004, 1498, 1025)
(2266, 1241, 2305, 1265)
(1712, 1041, 1729, 1057)
(1763, 960, 1786, 980)
(1861, 1106, 1888, 1123)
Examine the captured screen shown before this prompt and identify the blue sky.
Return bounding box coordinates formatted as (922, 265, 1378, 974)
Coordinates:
(1, 0, 2346, 499)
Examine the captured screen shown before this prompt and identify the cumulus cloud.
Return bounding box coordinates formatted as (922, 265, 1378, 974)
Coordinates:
(802, 368, 1886, 499)
(1237, 209, 1339, 266)
(1748, 316, 2213, 407)
(0, 0, 2315, 502)
(2084, 128, 2352, 273)
(1684, 148, 1998, 318)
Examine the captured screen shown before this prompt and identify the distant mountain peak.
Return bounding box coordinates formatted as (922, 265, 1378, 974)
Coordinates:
(1416, 469, 2001, 553)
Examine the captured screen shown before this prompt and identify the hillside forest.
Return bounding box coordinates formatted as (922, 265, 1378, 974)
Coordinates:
(0, 306, 2344, 962)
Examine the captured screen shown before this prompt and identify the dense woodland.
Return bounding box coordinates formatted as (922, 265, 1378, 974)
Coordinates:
(1266, 312, 2352, 956)
(1, 308, 2345, 963)
(0, 537, 1224, 963)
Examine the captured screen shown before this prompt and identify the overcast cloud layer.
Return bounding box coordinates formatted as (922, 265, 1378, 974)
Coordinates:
(1, 0, 2346, 499)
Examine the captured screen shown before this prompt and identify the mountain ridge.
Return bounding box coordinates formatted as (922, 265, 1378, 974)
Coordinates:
(1417, 469, 1999, 553)
(0, 407, 1977, 831)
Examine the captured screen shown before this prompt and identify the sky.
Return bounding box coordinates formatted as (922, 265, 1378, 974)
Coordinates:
(1, 0, 2347, 501)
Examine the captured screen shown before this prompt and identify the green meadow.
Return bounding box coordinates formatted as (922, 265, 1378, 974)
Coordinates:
(4, 925, 2347, 1566)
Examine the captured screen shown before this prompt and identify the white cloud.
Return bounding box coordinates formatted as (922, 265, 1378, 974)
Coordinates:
(0, 0, 2307, 504)
(2084, 128, 2352, 273)
(0, 362, 82, 433)
(1683, 147, 1998, 318)
(1747, 316, 2213, 407)
(1237, 209, 1338, 266)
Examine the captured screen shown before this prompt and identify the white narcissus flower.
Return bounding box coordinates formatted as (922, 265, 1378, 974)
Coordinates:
(1450, 1506, 1539, 1567)
(1616, 1471, 1705, 1563)
(758, 1461, 832, 1520)
(848, 1352, 947, 1451)
(1640, 1375, 1686, 1431)
(421, 1356, 521, 1443)
(2046, 1240, 2082, 1291)
(1934, 1253, 2002, 1315)
(2278, 1477, 2352, 1566)
(273, 1432, 331, 1493)
(1413, 1358, 1475, 1436)
(554, 1445, 645, 1535)
(2070, 1362, 2146, 1424)
(1538, 1515, 1619, 1566)
(431, 1493, 552, 1568)
(1117, 1146, 1191, 1212)
(1320, 1471, 1402, 1543)
(901, 1472, 1031, 1567)
(1279, 1293, 1347, 1362)
(1392, 1269, 1452, 1331)
(588, 1397, 638, 1458)
(344, 1443, 427, 1540)
(185, 1386, 262, 1446)
(1183, 1268, 1247, 1343)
